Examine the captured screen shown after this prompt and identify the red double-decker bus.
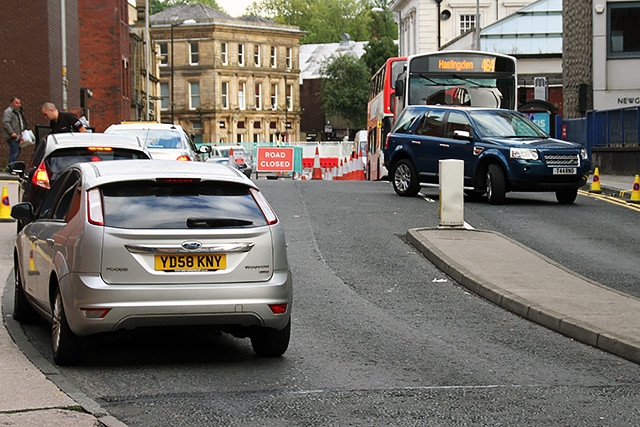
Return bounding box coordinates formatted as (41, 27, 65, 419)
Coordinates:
(366, 56, 406, 180)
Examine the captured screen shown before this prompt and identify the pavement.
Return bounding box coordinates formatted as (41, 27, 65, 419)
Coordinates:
(0, 172, 638, 427)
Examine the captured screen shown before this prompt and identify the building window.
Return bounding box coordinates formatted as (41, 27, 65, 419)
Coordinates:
(270, 84, 278, 110)
(255, 83, 262, 110)
(238, 43, 245, 66)
(189, 82, 200, 109)
(221, 42, 228, 65)
(190, 42, 199, 65)
(159, 42, 168, 66)
(286, 47, 292, 69)
(460, 15, 476, 35)
(238, 82, 246, 110)
(160, 82, 169, 110)
(609, 3, 640, 57)
(254, 45, 261, 67)
(270, 46, 277, 68)
(221, 81, 229, 109)
(286, 84, 292, 111)
(192, 120, 203, 129)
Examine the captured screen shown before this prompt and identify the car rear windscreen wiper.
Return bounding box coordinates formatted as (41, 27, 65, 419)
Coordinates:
(187, 218, 253, 228)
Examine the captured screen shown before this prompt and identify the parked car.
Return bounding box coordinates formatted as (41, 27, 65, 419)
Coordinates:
(11, 160, 292, 365)
(9, 132, 151, 230)
(104, 122, 205, 161)
(384, 106, 591, 204)
(205, 157, 253, 178)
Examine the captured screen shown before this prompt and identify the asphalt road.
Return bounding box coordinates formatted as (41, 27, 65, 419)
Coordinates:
(14, 180, 640, 426)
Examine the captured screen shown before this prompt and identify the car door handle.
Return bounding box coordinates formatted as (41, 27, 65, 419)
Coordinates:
(411, 140, 421, 145)
(439, 143, 450, 148)
(46, 238, 55, 245)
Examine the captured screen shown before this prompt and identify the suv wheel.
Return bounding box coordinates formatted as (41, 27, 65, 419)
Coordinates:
(392, 159, 420, 197)
(556, 188, 578, 204)
(251, 321, 291, 357)
(52, 288, 81, 366)
(486, 164, 506, 205)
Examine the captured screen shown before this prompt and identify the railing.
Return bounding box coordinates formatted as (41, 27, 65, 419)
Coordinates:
(563, 106, 640, 155)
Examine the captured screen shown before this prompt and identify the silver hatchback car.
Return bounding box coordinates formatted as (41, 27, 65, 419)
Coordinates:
(11, 160, 292, 365)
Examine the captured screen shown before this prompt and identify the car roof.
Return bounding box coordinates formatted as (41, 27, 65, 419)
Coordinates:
(74, 159, 256, 190)
(403, 105, 513, 114)
(105, 122, 186, 132)
(44, 133, 147, 154)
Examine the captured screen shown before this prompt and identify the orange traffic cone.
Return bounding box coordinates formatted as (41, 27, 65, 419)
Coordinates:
(589, 167, 603, 193)
(354, 152, 365, 180)
(311, 147, 323, 180)
(0, 185, 15, 222)
(629, 174, 640, 204)
(335, 159, 343, 180)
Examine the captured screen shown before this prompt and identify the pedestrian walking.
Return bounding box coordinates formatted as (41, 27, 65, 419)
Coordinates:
(41, 102, 87, 134)
(2, 97, 27, 167)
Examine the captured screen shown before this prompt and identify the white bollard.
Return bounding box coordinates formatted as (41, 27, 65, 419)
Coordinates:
(439, 159, 464, 227)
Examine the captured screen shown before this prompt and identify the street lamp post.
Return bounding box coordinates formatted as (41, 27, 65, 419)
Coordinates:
(170, 18, 196, 124)
(434, 0, 443, 50)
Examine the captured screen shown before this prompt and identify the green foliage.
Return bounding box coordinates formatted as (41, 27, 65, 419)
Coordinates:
(247, 0, 394, 44)
(151, 0, 224, 14)
(361, 37, 398, 75)
(319, 54, 370, 130)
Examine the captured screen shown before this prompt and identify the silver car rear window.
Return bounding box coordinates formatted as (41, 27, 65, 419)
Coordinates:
(100, 181, 268, 229)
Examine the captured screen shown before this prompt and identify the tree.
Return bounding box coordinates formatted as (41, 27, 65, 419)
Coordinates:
(247, 0, 381, 44)
(361, 37, 398, 75)
(319, 54, 370, 131)
(151, 0, 224, 14)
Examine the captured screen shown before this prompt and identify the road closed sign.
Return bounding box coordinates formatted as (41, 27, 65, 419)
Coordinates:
(257, 147, 294, 172)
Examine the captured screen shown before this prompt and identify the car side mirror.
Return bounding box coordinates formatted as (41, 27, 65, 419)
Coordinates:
(453, 130, 473, 141)
(11, 202, 35, 223)
(8, 161, 25, 175)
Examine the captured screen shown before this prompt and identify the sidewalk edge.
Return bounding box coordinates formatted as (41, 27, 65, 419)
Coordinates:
(406, 227, 640, 365)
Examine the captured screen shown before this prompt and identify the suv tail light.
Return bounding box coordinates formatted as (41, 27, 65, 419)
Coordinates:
(250, 188, 278, 225)
(384, 133, 391, 150)
(32, 161, 51, 189)
(87, 189, 104, 225)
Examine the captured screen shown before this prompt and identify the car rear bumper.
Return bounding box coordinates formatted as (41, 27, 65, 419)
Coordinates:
(61, 270, 292, 336)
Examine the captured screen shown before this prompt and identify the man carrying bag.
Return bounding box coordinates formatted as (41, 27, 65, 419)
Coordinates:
(3, 97, 28, 166)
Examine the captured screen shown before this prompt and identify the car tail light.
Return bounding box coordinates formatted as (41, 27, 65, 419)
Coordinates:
(384, 133, 391, 150)
(32, 161, 50, 189)
(176, 155, 191, 161)
(87, 188, 104, 225)
(250, 188, 278, 225)
(88, 146, 113, 152)
(156, 178, 201, 184)
(268, 303, 288, 314)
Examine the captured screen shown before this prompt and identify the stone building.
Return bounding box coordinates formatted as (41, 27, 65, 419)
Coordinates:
(150, 5, 304, 144)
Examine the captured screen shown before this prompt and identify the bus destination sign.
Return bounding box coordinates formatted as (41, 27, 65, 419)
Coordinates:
(428, 55, 497, 73)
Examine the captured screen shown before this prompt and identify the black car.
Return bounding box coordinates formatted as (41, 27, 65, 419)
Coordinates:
(9, 132, 151, 229)
(384, 106, 591, 204)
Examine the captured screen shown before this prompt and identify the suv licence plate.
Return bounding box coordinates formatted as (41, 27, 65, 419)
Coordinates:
(552, 167, 577, 175)
(154, 254, 226, 271)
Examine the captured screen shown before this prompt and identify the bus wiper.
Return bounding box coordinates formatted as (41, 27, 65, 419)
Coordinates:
(187, 218, 253, 228)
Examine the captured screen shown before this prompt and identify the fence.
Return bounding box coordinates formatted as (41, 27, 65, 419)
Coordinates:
(563, 106, 640, 154)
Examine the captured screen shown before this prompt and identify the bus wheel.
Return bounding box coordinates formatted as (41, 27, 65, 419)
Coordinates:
(392, 160, 420, 197)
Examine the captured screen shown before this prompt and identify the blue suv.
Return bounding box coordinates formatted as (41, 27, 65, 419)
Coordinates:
(384, 106, 591, 204)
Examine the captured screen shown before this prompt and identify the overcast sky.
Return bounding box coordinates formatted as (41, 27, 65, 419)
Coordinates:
(218, 0, 255, 17)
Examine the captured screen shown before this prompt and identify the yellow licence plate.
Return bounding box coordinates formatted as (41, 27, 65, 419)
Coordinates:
(154, 254, 226, 271)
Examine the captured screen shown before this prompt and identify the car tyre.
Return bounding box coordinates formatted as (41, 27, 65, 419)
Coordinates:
(251, 320, 291, 357)
(556, 188, 578, 204)
(391, 159, 420, 197)
(13, 257, 39, 323)
(52, 288, 81, 366)
(486, 164, 506, 205)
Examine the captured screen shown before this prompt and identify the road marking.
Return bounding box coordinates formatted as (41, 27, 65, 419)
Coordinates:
(579, 189, 640, 212)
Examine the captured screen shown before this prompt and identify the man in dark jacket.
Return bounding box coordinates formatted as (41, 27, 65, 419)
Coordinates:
(3, 97, 27, 164)
(41, 102, 87, 134)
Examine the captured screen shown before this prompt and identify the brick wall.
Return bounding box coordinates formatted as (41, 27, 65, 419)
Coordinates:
(78, 0, 131, 132)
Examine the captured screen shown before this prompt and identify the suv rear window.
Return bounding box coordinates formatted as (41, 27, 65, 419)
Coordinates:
(100, 181, 268, 229)
(47, 148, 149, 179)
